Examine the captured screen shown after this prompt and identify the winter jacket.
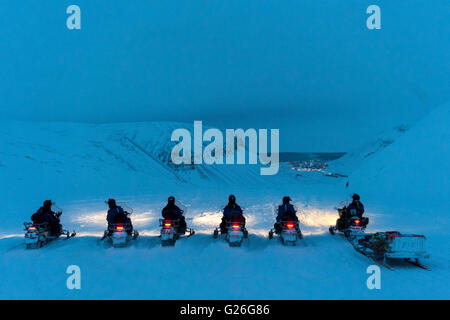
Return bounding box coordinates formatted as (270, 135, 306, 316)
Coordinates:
(276, 204, 298, 222)
(107, 206, 130, 225)
(31, 207, 59, 225)
(347, 200, 365, 217)
(223, 204, 243, 219)
(162, 204, 184, 220)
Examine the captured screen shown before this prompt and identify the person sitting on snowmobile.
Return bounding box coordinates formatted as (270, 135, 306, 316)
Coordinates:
(274, 196, 299, 234)
(106, 199, 133, 235)
(220, 195, 246, 233)
(346, 193, 365, 218)
(162, 196, 187, 234)
(31, 200, 63, 237)
(336, 193, 367, 230)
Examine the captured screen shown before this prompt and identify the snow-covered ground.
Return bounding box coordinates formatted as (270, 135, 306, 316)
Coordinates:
(0, 103, 449, 299)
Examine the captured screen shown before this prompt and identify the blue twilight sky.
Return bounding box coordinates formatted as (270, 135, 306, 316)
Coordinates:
(0, 1, 449, 151)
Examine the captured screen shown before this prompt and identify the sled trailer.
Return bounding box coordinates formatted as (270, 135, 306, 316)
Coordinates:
(384, 232, 429, 260)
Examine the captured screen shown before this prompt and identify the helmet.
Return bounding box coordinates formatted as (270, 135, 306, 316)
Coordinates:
(107, 198, 116, 206)
(168, 196, 175, 204)
(282, 196, 291, 204)
(43, 200, 52, 208)
(228, 194, 236, 203)
(352, 193, 360, 201)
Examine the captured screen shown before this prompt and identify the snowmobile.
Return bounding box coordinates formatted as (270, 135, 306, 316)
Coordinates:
(213, 220, 248, 247)
(159, 218, 195, 246)
(24, 222, 75, 249)
(101, 204, 139, 248)
(102, 222, 139, 248)
(353, 231, 430, 270)
(329, 203, 368, 238)
(269, 219, 303, 246)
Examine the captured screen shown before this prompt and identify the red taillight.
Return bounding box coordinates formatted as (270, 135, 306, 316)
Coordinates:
(116, 225, 124, 230)
(354, 220, 360, 225)
(28, 226, 37, 230)
(232, 224, 240, 229)
(164, 222, 172, 227)
(286, 223, 294, 229)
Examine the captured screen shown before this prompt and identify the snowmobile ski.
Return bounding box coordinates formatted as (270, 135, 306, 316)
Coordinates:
(353, 245, 394, 270)
(63, 230, 76, 240)
(404, 258, 431, 271)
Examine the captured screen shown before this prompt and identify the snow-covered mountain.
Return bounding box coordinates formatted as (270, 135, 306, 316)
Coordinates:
(347, 102, 450, 232)
(326, 124, 411, 177)
(0, 121, 267, 187)
(0, 121, 272, 199)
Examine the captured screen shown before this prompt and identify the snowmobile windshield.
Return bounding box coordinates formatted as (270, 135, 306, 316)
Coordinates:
(117, 202, 133, 215)
(338, 200, 351, 208)
(175, 200, 187, 214)
(52, 204, 62, 213)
